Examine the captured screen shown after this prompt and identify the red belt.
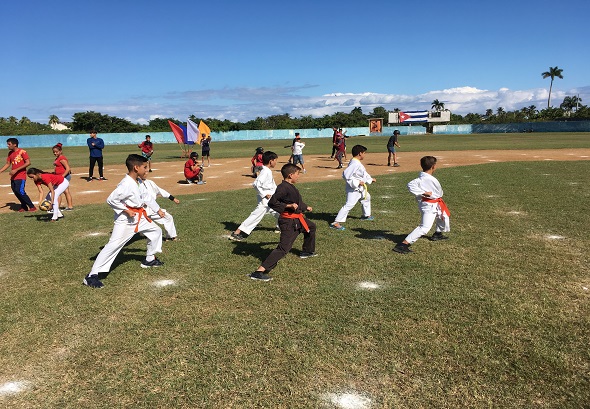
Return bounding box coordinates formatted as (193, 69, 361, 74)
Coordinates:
(126, 205, 153, 232)
(280, 212, 310, 233)
(422, 197, 450, 217)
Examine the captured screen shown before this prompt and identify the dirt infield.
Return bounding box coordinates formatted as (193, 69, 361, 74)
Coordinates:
(1, 149, 589, 213)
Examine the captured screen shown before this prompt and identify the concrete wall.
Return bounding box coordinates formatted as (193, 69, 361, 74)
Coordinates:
(3, 121, 588, 149)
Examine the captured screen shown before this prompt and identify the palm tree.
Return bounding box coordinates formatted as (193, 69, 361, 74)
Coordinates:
(560, 96, 574, 114)
(431, 99, 445, 111)
(49, 115, 59, 126)
(542, 66, 564, 108)
(496, 107, 506, 117)
(485, 109, 494, 118)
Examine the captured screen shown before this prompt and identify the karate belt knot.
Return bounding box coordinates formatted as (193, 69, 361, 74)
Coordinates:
(280, 211, 310, 233)
(126, 205, 153, 232)
(422, 197, 451, 218)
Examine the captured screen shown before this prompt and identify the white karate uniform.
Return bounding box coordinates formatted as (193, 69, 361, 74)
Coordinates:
(404, 172, 450, 244)
(143, 179, 177, 239)
(237, 166, 279, 235)
(334, 158, 373, 223)
(46, 179, 69, 220)
(89, 175, 163, 276)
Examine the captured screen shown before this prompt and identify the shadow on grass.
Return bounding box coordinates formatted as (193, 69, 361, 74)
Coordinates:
(228, 240, 276, 261)
(306, 211, 335, 224)
(350, 227, 406, 243)
(0, 202, 22, 211)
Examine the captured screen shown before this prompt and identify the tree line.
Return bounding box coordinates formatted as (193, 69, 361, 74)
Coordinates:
(1, 98, 587, 137)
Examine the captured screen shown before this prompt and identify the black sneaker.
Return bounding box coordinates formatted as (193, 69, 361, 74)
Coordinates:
(99, 177, 107, 181)
(250, 271, 272, 281)
(300, 252, 318, 259)
(229, 232, 246, 241)
(83, 274, 104, 288)
(393, 244, 413, 254)
(431, 232, 449, 241)
(140, 257, 164, 268)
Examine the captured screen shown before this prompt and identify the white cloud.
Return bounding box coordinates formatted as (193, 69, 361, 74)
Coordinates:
(38, 84, 590, 124)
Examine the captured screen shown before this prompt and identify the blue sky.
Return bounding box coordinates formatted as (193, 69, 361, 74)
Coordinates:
(1, 0, 588, 124)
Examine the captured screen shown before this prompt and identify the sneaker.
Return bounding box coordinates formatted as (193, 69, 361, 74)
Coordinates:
(431, 232, 449, 241)
(229, 232, 246, 241)
(274, 227, 281, 233)
(28, 207, 37, 212)
(250, 271, 272, 281)
(87, 177, 94, 182)
(165, 237, 179, 241)
(387, 163, 391, 167)
(393, 163, 400, 167)
(299, 252, 318, 259)
(83, 274, 104, 289)
(360, 215, 375, 221)
(64, 207, 74, 211)
(18, 208, 26, 212)
(196, 181, 205, 185)
(186, 179, 193, 184)
(140, 257, 164, 268)
(99, 177, 107, 181)
(330, 222, 345, 231)
(393, 244, 413, 254)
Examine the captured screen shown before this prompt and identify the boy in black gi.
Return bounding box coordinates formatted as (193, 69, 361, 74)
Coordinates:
(250, 163, 317, 281)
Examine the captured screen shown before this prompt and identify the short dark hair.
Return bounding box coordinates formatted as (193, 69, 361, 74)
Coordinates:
(6, 137, 19, 146)
(145, 135, 151, 139)
(351, 145, 367, 157)
(90, 130, 97, 134)
(281, 163, 300, 179)
(262, 151, 278, 165)
(420, 155, 437, 171)
(126, 154, 147, 171)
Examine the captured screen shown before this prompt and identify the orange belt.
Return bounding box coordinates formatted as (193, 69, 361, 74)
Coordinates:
(422, 197, 450, 217)
(280, 212, 310, 233)
(126, 205, 153, 232)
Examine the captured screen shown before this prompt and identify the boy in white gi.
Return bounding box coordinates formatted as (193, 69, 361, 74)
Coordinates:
(330, 145, 376, 231)
(393, 155, 450, 254)
(230, 151, 279, 241)
(83, 154, 166, 289)
(142, 177, 180, 241)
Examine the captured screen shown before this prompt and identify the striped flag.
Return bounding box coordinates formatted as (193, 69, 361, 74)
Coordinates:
(399, 110, 428, 123)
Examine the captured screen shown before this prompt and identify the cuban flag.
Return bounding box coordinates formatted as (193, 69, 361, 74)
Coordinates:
(399, 110, 428, 123)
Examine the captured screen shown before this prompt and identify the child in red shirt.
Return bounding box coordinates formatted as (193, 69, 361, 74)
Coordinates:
(27, 168, 70, 221)
(52, 143, 73, 210)
(0, 138, 36, 212)
(251, 147, 264, 177)
(184, 152, 205, 184)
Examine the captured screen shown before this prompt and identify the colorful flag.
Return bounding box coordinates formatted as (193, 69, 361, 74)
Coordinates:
(399, 111, 428, 123)
(186, 118, 200, 145)
(198, 120, 211, 144)
(168, 120, 186, 144)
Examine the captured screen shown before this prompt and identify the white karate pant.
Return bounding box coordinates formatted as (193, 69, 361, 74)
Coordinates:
(46, 179, 69, 220)
(238, 196, 279, 235)
(148, 208, 177, 239)
(334, 190, 371, 223)
(89, 213, 163, 276)
(405, 204, 450, 244)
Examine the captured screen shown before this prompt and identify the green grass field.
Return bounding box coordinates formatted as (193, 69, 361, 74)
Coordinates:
(0, 134, 589, 408)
